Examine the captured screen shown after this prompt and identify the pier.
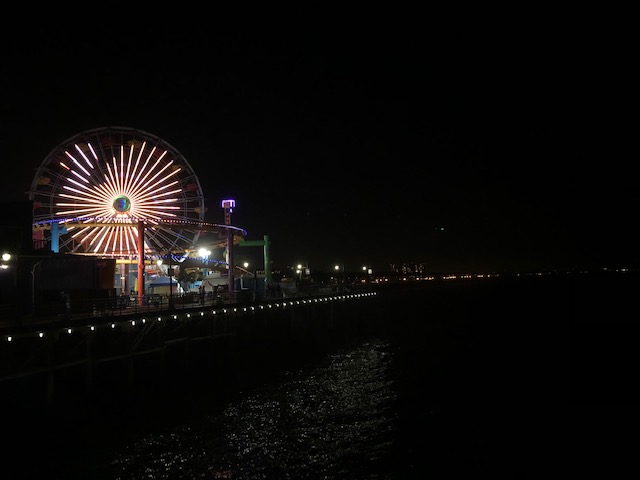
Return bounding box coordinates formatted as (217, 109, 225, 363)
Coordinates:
(0, 286, 379, 410)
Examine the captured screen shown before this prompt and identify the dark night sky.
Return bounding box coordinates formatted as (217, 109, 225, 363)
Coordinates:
(1, 15, 636, 273)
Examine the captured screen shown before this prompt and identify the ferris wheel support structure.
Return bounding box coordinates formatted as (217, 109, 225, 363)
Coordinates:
(137, 221, 144, 300)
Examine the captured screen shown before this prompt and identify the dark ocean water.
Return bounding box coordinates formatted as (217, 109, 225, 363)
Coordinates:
(570, 270, 640, 477)
(8, 271, 624, 479)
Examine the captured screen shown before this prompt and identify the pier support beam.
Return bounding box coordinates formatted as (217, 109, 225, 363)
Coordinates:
(50, 221, 68, 253)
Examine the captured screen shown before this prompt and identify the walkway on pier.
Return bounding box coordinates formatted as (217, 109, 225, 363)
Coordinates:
(0, 284, 373, 338)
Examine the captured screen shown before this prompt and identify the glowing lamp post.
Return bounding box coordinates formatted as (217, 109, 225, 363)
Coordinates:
(362, 266, 372, 283)
(198, 248, 211, 278)
(1, 253, 15, 296)
(334, 264, 345, 291)
(1, 253, 11, 271)
(244, 261, 250, 283)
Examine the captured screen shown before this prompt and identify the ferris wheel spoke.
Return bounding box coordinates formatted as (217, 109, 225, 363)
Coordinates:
(147, 225, 193, 248)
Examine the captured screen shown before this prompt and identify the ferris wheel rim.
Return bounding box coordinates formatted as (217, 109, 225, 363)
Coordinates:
(29, 126, 209, 257)
(29, 126, 205, 202)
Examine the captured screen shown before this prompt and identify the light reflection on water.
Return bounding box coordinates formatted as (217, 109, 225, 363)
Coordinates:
(107, 339, 398, 479)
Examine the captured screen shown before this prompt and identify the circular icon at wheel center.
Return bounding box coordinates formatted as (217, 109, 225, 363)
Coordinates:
(113, 196, 131, 213)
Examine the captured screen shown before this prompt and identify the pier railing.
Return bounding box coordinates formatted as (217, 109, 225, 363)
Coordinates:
(0, 282, 381, 411)
(0, 283, 374, 331)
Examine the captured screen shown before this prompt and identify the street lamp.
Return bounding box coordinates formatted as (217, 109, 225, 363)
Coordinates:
(244, 261, 250, 289)
(1, 251, 14, 277)
(1, 253, 11, 272)
(297, 263, 303, 284)
(334, 264, 345, 291)
(198, 248, 211, 278)
(362, 266, 373, 284)
(243, 261, 258, 300)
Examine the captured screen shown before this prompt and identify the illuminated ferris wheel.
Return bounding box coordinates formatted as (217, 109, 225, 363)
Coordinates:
(29, 126, 207, 257)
